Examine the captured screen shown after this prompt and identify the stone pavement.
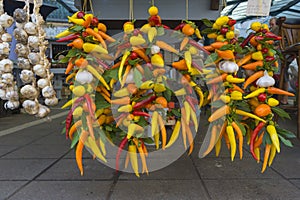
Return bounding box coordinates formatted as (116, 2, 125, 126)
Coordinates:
(0, 107, 300, 200)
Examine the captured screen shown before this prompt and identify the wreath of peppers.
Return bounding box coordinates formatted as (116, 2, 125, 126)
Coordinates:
(57, 7, 295, 177)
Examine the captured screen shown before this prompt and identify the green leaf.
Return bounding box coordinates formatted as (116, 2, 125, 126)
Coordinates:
(171, 109, 181, 118)
(70, 132, 79, 149)
(103, 67, 119, 80)
(133, 68, 143, 88)
(59, 56, 70, 64)
(234, 44, 243, 54)
(201, 19, 213, 27)
(235, 121, 247, 136)
(271, 107, 291, 119)
(201, 28, 216, 34)
(219, 44, 233, 51)
(276, 127, 296, 139)
(210, 100, 224, 108)
(137, 117, 148, 127)
(263, 132, 272, 145)
(143, 137, 154, 144)
(95, 93, 111, 109)
(61, 127, 66, 134)
(143, 66, 153, 80)
(235, 101, 252, 112)
(278, 134, 293, 147)
(105, 125, 113, 131)
(157, 26, 165, 36)
(163, 88, 172, 102)
(70, 25, 84, 33)
(204, 53, 218, 65)
(66, 48, 82, 58)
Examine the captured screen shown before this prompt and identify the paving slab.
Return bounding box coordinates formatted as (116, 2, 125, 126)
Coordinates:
(204, 179, 300, 200)
(8, 180, 112, 200)
(0, 181, 27, 200)
(0, 145, 19, 157)
(37, 159, 115, 180)
(119, 157, 199, 180)
(2, 144, 70, 159)
(111, 180, 209, 200)
(32, 132, 70, 145)
(194, 157, 281, 179)
(290, 179, 300, 189)
(0, 159, 55, 180)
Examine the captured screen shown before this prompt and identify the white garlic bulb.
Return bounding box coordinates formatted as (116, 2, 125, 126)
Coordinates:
(20, 69, 34, 84)
(42, 86, 56, 98)
(0, 42, 10, 55)
(4, 100, 19, 110)
(22, 100, 39, 115)
(24, 22, 37, 35)
(151, 45, 160, 54)
(0, 13, 14, 28)
(256, 70, 275, 87)
(28, 36, 40, 50)
(20, 85, 38, 99)
(13, 28, 28, 44)
(33, 64, 47, 77)
(0, 88, 6, 99)
(1, 33, 12, 42)
(219, 61, 239, 73)
(37, 78, 49, 89)
(17, 57, 31, 69)
(5, 90, 19, 101)
(35, 104, 50, 118)
(0, 59, 13, 73)
(13, 8, 28, 23)
(1, 73, 14, 84)
(15, 22, 25, 29)
(15, 43, 29, 57)
(28, 52, 40, 65)
(75, 70, 93, 84)
(45, 96, 58, 106)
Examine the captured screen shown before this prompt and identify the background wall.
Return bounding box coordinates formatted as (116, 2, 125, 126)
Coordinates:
(75, 0, 220, 20)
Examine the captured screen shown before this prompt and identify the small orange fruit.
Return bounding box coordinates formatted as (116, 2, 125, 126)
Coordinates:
(156, 96, 168, 108)
(254, 104, 271, 117)
(98, 23, 107, 33)
(182, 24, 195, 36)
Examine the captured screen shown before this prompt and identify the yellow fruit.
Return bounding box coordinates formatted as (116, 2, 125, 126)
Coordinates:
(69, 85, 74, 91)
(261, 24, 269, 31)
(267, 98, 279, 107)
(73, 85, 86, 96)
(215, 16, 229, 26)
(226, 31, 235, 39)
(207, 32, 218, 39)
(140, 23, 151, 33)
(212, 23, 221, 30)
(188, 46, 198, 55)
(216, 35, 225, 42)
(153, 83, 166, 93)
(123, 22, 134, 34)
(251, 22, 262, 32)
(268, 71, 274, 76)
(148, 6, 158, 16)
(73, 106, 83, 118)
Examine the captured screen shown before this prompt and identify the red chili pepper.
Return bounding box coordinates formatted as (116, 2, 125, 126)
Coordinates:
(240, 33, 255, 48)
(265, 56, 275, 62)
(116, 136, 128, 171)
(132, 110, 151, 117)
(185, 95, 198, 105)
(192, 60, 203, 72)
(83, 94, 96, 121)
(162, 24, 170, 29)
(227, 19, 236, 26)
(261, 47, 269, 54)
(265, 32, 282, 40)
(250, 122, 265, 161)
(174, 22, 185, 30)
(185, 96, 196, 113)
(56, 34, 80, 42)
(117, 42, 131, 50)
(133, 95, 156, 110)
(255, 36, 265, 41)
(65, 96, 85, 139)
(188, 39, 211, 55)
(96, 58, 110, 70)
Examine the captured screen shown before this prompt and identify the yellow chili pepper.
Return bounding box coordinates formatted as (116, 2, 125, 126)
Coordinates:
(118, 105, 133, 113)
(261, 143, 271, 173)
(119, 50, 131, 82)
(244, 88, 266, 99)
(128, 144, 140, 177)
(151, 111, 158, 137)
(195, 86, 204, 107)
(86, 136, 107, 163)
(127, 123, 144, 139)
(184, 101, 191, 126)
(235, 109, 266, 123)
(61, 97, 78, 109)
(184, 51, 192, 71)
(165, 121, 181, 148)
(86, 65, 110, 90)
(67, 16, 84, 25)
(254, 147, 260, 163)
(268, 144, 277, 166)
(266, 124, 280, 153)
(226, 125, 236, 161)
(55, 29, 72, 38)
(230, 91, 243, 100)
(226, 75, 245, 84)
(252, 51, 264, 61)
(151, 54, 164, 67)
(140, 80, 154, 89)
(174, 88, 186, 96)
(113, 87, 130, 97)
(83, 43, 108, 54)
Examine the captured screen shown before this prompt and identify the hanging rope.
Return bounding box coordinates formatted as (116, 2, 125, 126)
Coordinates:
(89, 0, 94, 14)
(186, 0, 189, 20)
(129, 0, 134, 21)
(151, 0, 154, 6)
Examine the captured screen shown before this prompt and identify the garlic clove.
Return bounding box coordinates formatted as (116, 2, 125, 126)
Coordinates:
(28, 52, 40, 65)
(20, 69, 34, 84)
(37, 78, 50, 89)
(24, 22, 37, 35)
(0, 13, 14, 28)
(20, 85, 38, 99)
(35, 104, 50, 118)
(4, 100, 19, 110)
(256, 70, 275, 88)
(17, 57, 31, 69)
(22, 100, 39, 115)
(45, 97, 58, 106)
(42, 86, 56, 98)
